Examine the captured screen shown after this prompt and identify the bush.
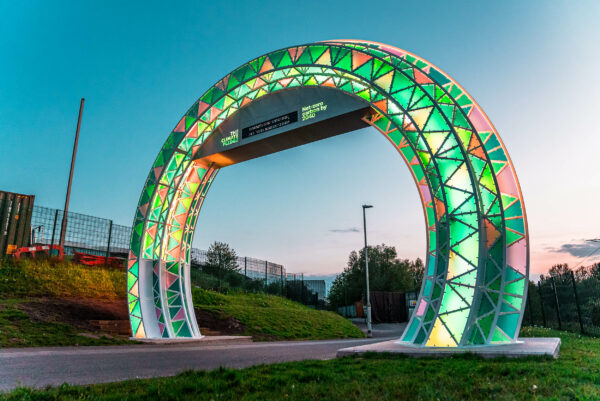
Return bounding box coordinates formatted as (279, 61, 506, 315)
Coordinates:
(588, 299, 600, 326)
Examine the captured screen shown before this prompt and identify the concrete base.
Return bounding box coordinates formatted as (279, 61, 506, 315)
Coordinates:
(132, 335, 253, 345)
(337, 337, 561, 359)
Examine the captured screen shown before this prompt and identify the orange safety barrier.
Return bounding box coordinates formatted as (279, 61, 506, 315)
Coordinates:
(14, 245, 64, 260)
(73, 251, 125, 268)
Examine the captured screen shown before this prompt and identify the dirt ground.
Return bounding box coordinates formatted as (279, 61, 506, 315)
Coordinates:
(17, 298, 129, 334)
(194, 308, 246, 336)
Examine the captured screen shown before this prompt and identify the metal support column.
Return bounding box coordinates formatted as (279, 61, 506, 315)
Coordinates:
(571, 271, 584, 334)
(527, 286, 534, 325)
(550, 276, 562, 330)
(538, 282, 547, 327)
(49, 209, 59, 256)
(105, 220, 113, 264)
(362, 204, 373, 337)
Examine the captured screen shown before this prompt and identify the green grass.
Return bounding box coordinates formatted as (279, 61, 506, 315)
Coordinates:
(0, 258, 129, 347)
(0, 301, 130, 347)
(0, 259, 362, 346)
(0, 258, 124, 300)
(192, 288, 365, 340)
(2, 327, 598, 400)
(0, 258, 130, 347)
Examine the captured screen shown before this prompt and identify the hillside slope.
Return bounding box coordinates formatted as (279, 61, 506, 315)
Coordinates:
(0, 259, 363, 346)
(193, 288, 364, 340)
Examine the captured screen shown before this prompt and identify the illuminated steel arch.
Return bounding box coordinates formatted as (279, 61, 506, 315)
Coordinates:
(128, 40, 529, 347)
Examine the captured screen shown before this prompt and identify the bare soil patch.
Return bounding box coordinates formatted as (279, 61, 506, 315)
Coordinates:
(17, 298, 128, 334)
(15, 298, 247, 338)
(194, 308, 246, 336)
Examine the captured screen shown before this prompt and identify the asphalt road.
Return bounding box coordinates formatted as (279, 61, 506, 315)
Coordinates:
(0, 337, 393, 391)
(352, 320, 407, 338)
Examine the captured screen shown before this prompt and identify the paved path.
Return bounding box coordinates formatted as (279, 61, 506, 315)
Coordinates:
(351, 320, 407, 338)
(0, 337, 393, 391)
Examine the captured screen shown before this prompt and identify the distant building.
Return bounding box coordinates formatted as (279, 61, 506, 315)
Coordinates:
(303, 279, 327, 300)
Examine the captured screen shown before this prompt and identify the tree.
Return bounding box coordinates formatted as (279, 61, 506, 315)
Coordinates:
(205, 241, 239, 274)
(543, 263, 572, 287)
(327, 244, 423, 308)
(548, 263, 571, 277)
(579, 262, 600, 280)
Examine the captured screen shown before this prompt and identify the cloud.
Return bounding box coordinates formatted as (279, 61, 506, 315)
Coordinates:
(329, 227, 360, 233)
(547, 240, 600, 258)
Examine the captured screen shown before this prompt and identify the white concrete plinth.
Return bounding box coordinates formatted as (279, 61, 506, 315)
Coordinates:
(337, 337, 561, 359)
(131, 335, 253, 345)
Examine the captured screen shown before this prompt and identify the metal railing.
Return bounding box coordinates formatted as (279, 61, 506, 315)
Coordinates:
(524, 268, 600, 336)
(190, 248, 285, 284)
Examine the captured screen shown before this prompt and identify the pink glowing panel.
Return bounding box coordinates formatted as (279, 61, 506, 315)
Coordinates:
(497, 166, 520, 198)
(416, 299, 427, 317)
(507, 238, 527, 274)
(420, 184, 432, 204)
(467, 107, 493, 133)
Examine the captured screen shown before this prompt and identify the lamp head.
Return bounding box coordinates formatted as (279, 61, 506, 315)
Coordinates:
(362, 204, 373, 209)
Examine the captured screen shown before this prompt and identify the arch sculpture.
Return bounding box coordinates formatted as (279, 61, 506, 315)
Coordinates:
(128, 40, 529, 347)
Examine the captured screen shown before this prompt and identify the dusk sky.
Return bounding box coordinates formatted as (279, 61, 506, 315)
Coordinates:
(1, 1, 599, 278)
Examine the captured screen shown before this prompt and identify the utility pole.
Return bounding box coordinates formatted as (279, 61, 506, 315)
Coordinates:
(59, 98, 85, 248)
(362, 204, 373, 338)
(570, 238, 600, 271)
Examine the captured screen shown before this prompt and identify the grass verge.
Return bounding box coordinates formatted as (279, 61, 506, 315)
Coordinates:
(2, 327, 598, 400)
(193, 288, 364, 340)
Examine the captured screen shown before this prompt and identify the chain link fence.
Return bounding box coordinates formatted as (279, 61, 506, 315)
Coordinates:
(524, 268, 600, 336)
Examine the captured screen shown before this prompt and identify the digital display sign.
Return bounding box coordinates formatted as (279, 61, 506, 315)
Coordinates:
(241, 111, 298, 139)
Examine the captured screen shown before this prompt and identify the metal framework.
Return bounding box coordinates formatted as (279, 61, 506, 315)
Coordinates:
(128, 40, 529, 346)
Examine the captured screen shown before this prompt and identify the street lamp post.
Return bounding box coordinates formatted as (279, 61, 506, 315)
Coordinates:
(362, 204, 373, 338)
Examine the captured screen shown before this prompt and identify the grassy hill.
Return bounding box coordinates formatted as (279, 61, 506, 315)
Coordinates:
(0, 258, 130, 347)
(0, 257, 124, 300)
(0, 258, 362, 347)
(193, 288, 364, 341)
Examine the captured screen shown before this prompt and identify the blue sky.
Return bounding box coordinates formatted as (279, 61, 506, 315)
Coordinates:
(1, 1, 599, 276)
